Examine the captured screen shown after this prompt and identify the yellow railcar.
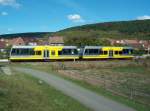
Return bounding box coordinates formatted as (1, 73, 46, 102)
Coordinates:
(82, 46, 134, 59)
(10, 45, 134, 61)
(10, 46, 79, 61)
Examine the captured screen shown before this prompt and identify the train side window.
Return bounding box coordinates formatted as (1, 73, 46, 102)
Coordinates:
(103, 51, 108, 55)
(93, 49, 99, 55)
(59, 49, 73, 55)
(22, 49, 29, 55)
(85, 49, 99, 55)
(71, 49, 75, 55)
(36, 51, 41, 55)
(99, 50, 103, 55)
(63, 49, 71, 55)
(58, 49, 77, 55)
(58, 51, 62, 55)
(23, 48, 35, 55)
(51, 50, 55, 55)
(115, 51, 119, 55)
(71, 49, 78, 55)
(89, 49, 94, 55)
(73, 49, 78, 55)
(123, 49, 129, 55)
(29, 49, 35, 55)
(119, 51, 122, 55)
(16, 49, 20, 55)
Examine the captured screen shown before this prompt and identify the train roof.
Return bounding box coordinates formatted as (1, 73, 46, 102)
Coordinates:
(12, 45, 36, 48)
(12, 45, 133, 49)
(84, 46, 133, 49)
(84, 46, 102, 49)
(11, 45, 78, 49)
(63, 46, 78, 49)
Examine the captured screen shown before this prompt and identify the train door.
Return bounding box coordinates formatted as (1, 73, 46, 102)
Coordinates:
(43, 50, 49, 59)
(109, 50, 114, 58)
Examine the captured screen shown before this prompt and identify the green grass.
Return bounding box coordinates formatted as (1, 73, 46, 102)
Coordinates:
(10, 61, 150, 111)
(0, 70, 90, 111)
(113, 66, 149, 74)
(59, 76, 150, 111)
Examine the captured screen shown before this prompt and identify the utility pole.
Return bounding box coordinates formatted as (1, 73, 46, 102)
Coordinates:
(148, 46, 150, 55)
(148, 40, 150, 55)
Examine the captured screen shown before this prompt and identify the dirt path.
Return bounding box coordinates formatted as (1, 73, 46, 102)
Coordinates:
(14, 67, 136, 111)
(1, 66, 12, 75)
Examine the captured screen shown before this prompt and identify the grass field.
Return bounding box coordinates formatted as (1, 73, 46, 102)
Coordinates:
(0, 68, 90, 111)
(11, 59, 150, 111)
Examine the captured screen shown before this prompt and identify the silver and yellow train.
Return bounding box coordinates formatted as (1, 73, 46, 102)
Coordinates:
(9, 45, 134, 61)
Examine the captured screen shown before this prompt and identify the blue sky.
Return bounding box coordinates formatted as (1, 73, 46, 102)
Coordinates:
(0, 0, 150, 34)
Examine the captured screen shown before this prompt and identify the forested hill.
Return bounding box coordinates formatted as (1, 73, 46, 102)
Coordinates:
(0, 32, 52, 39)
(57, 20, 150, 40)
(0, 20, 150, 40)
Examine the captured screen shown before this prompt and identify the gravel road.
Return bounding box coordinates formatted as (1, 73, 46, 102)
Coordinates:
(14, 67, 136, 111)
(1, 66, 12, 75)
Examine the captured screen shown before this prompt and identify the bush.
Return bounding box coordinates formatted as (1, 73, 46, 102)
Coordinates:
(133, 49, 146, 56)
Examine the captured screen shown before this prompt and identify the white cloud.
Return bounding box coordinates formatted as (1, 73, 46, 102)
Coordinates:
(7, 28, 13, 31)
(68, 14, 85, 22)
(0, 0, 21, 8)
(137, 15, 150, 20)
(1, 11, 8, 16)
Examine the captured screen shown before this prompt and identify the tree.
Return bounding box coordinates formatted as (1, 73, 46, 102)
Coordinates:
(5, 45, 12, 58)
(64, 31, 110, 46)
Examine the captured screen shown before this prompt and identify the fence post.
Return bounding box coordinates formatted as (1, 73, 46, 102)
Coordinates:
(101, 75, 106, 89)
